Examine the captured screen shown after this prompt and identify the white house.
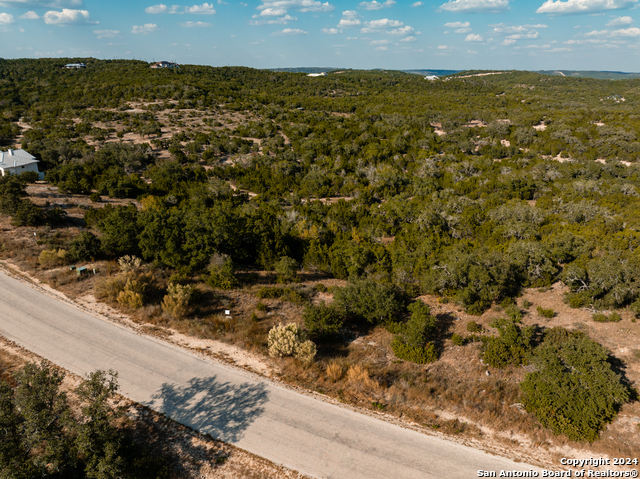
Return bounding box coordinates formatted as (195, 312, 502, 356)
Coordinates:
(0, 149, 44, 179)
(424, 75, 439, 81)
(307, 72, 326, 77)
(150, 61, 179, 69)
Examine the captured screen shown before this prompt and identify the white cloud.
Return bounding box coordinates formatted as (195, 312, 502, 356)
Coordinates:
(412, 1, 423, 5)
(322, 27, 340, 33)
(271, 27, 308, 34)
(537, 0, 637, 14)
(564, 37, 606, 43)
(250, 13, 297, 24)
(502, 38, 516, 45)
(444, 21, 470, 27)
(0, 12, 14, 23)
(375, 45, 388, 50)
(145, 4, 168, 13)
(400, 35, 416, 41)
(439, 0, 508, 12)
(258, 7, 286, 15)
(359, 0, 395, 10)
(338, 10, 360, 27)
(388, 25, 414, 34)
(20, 11, 39, 19)
(611, 26, 640, 35)
(257, 0, 334, 15)
(506, 31, 539, 39)
(43, 9, 95, 24)
(466, 33, 483, 41)
(467, 49, 478, 53)
(362, 18, 401, 28)
(585, 28, 609, 34)
(607, 15, 632, 25)
(370, 38, 389, 44)
(132, 23, 159, 33)
(180, 20, 212, 26)
(94, 29, 119, 38)
(185, 3, 216, 14)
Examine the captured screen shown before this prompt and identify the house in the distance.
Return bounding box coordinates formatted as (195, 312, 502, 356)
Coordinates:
(65, 63, 86, 69)
(307, 72, 326, 77)
(0, 149, 44, 179)
(424, 75, 439, 81)
(150, 61, 179, 69)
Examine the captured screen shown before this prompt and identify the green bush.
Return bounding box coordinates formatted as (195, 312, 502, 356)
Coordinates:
(303, 303, 344, 340)
(390, 301, 439, 364)
(89, 192, 102, 202)
(481, 318, 534, 368)
(521, 328, 631, 442)
(267, 323, 316, 364)
(256, 302, 267, 312)
(256, 286, 306, 304)
(391, 338, 437, 364)
(451, 333, 465, 346)
(67, 231, 101, 262)
(332, 279, 400, 326)
(592, 312, 622, 322)
(274, 256, 299, 283)
(206, 254, 239, 290)
(466, 321, 482, 333)
(536, 306, 555, 318)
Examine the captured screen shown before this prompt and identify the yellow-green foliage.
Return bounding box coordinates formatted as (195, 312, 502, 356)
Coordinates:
(38, 249, 67, 268)
(161, 283, 195, 319)
(267, 323, 317, 364)
(117, 279, 145, 309)
(95, 272, 153, 306)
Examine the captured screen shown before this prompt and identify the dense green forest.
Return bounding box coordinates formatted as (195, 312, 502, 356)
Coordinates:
(1, 58, 638, 443)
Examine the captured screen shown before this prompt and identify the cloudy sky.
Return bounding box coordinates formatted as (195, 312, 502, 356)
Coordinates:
(1, 0, 640, 71)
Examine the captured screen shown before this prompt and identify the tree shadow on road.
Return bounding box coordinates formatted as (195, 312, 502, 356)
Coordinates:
(147, 375, 269, 443)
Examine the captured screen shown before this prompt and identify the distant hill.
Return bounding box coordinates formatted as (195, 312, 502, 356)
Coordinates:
(537, 70, 640, 80)
(270, 67, 462, 77)
(270, 67, 340, 74)
(401, 69, 462, 77)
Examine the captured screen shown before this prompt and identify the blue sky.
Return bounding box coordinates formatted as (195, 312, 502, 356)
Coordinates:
(1, 0, 640, 71)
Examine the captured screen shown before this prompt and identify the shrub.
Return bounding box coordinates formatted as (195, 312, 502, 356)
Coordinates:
(521, 299, 532, 309)
(536, 306, 555, 318)
(332, 279, 400, 326)
(505, 305, 523, 321)
(267, 323, 317, 364)
(325, 362, 343, 382)
(481, 318, 534, 368)
(256, 286, 306, 304)
(391, 301, 439, 364)
(466, 320, 482, 333)
(38, 248, 67, 268)
(117, 279, 145, 309)
(89, 192, 102, 202)
(451, 333, 464, 346)
(303, 303, 344, 340)
(592, 312, 622, 322)
(67, 231, 101, 262)
(95, 275, 128, 302)
(118, 255, 142, 273)
(206, 253, 239, 290)
(255, 302, 267, 312)
(521, 328, 631, 442)
(162, 283, 196, 319)
(392, 338, 438, 364)
(274, 256, 298, 283)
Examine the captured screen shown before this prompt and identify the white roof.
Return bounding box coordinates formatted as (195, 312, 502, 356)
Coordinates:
(0, 149, 38, 168)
